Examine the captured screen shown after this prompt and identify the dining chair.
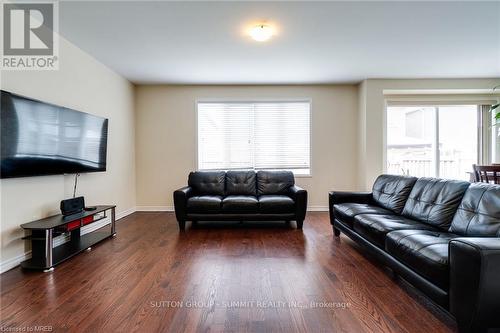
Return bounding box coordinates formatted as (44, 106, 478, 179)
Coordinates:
(472, 164, 500, 184)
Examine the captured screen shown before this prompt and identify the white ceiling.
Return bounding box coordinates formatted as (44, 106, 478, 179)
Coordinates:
(59, 1, 500, 84)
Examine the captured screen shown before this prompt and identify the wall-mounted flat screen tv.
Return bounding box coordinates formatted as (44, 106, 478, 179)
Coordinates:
(1, 90, 109, 179)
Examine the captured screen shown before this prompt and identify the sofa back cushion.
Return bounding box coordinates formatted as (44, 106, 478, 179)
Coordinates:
(188, 171, 226, 195)
(226, 170, 257, 195)
(372, 174, 417, 213)
(449, 183, 500, 236)
(257, 171, 294, 195)
(402, 178, 470, 230)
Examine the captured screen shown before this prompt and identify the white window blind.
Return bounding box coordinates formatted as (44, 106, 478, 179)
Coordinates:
(197, 101, 311, 175)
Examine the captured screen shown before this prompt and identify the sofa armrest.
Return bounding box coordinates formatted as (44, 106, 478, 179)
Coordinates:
(328, 191, 373, 205)
(289, 185, 307, 222)
(173, 186, 193, 222)
(449, 238, 500, 332)
(328, 191, 373, 224)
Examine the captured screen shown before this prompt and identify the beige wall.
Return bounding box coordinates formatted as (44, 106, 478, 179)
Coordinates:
(0, 37, 136, 269)
(135, 85, 359, 209)
(358, 78, 500, 190)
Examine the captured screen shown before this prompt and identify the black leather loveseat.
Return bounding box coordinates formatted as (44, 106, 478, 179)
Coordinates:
(174, 170, 307, 230)
(329, 175, 500, 333)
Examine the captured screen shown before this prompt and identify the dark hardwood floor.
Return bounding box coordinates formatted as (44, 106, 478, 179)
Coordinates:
(0, 212, 456, 333)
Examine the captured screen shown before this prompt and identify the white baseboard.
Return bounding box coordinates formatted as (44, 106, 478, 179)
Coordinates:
(0, 206, 136, 274)
(136, 206, 174, 212)
(116, 207, 137, 219)
(307, 206, 329, 211)
(0, 252, 32, 274)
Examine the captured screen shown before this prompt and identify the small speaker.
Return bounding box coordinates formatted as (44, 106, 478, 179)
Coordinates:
(60, 196, 85, 216)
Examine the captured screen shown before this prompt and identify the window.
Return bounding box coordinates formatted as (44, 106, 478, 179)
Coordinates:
(387, 105, 481, 181)
(197, 101, 311, 175)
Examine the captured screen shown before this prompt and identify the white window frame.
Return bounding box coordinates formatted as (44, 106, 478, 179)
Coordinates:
(195, 98, 313, 177)
(383, 99, 499, 177)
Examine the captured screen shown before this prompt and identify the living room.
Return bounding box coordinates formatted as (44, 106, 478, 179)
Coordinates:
(1, 1, 499, 332)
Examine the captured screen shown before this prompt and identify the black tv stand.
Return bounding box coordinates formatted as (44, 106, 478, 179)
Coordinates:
(20, 205, 116, 272)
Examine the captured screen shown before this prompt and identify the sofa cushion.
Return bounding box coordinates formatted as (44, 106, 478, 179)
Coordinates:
(449, 183, 500, 236)
(187, 195, 222, 213)
(372, 174, 417, 214)
(257, 171, 294, 195)
(386, 229, 459, 289)
(258, 195, 295, 213)
(333, 203, 393, 228)
(402, 178, 470, 230)
(226, 171, 256, 195)
(222, 195, 259, 213)
(188, 171, 226, 196)
(353, 214, 437, 248)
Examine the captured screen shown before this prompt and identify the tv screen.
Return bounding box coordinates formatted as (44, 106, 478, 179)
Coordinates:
(1, 90, 108, 179)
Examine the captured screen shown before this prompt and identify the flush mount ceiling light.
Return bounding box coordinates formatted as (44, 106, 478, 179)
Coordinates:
(249, 24, 274, 42)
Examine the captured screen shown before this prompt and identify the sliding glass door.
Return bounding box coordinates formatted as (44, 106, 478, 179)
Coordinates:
(438, 106, 478, 179)
(387, 105, 479, 180)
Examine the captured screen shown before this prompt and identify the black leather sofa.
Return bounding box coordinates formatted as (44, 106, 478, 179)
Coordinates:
(174, 170, 307, 230)
(329, 175, 500, 333)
